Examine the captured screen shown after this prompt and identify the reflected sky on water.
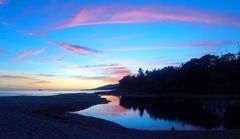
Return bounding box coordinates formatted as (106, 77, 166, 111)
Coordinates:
(76, 95, 229, 130)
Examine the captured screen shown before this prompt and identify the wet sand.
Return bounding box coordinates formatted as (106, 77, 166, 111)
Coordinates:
(0, 93, 240, 139)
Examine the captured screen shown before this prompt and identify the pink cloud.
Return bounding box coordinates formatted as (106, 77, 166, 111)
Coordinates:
(77, 64, 132, 76)
(0, 0, 6, 5)
(111, 40, 233, 51)
(108, 66, 133, 77)
(15, 48, 45, 59)
(58, 42, 101, 55)
(56, 5, 240, 29)
(76, 64, 133, 83)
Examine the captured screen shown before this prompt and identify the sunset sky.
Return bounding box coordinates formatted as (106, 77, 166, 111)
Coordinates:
(0, 0, 240, 90)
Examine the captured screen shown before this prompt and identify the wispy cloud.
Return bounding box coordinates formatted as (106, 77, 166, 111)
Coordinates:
(52, 59, 67, 65)
(0, 75, 51, 85)
(0, 0, 6, 5)
(77, 64, 133, 76)
(0, 75, 36, 80)
(57, 42, 101, 55)
(189, 40, 233, 48)
(107, 65, 133, 77)
(0, 20, 8, 26)
(0, 49, 5, 56)
(15, 48, 45, 59)
(77, 64, 120, 69)
(110, 40, 233, 51)
(18, 30, 40, 36)
(72, 75, 110, 80)
(76, 64, 133, 82)
(29, 80, 52, 85)
(37, 74, 56, 77)
(57, 5, 240, 29)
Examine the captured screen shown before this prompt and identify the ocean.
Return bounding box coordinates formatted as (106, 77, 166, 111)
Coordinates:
(0, 89, 109, 96)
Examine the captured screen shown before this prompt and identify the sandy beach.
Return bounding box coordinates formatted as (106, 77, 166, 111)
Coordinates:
(0, 93, 240, 139)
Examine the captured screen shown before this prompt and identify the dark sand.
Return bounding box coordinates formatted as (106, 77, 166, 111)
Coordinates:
(0, 93, 240, 139)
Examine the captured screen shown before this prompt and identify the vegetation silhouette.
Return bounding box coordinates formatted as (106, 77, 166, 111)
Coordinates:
(119, 51, 240, 94)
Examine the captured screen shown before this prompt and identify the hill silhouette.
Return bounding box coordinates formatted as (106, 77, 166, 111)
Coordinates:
(119, 52, 240, 94)
(93, 84, 119, 90)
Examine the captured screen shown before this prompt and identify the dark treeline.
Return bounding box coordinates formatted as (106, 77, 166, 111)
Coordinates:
(119, 52, 240, 94)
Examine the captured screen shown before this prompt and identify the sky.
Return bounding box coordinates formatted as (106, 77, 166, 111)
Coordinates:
(0, 0, 240, 90)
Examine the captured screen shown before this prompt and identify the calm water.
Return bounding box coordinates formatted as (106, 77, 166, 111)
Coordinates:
(76, 95, 240, 131)
(0, 89, 110, 96)
(2, 90, 240, 131)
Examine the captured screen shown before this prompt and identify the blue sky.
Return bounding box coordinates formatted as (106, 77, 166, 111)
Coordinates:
(0, 0, 240, 89)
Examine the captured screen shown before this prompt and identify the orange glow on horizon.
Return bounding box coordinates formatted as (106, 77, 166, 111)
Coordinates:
(0, 77, 116, 90)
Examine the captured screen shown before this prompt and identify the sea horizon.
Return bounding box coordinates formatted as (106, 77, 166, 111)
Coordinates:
(0, 89, 109, 96)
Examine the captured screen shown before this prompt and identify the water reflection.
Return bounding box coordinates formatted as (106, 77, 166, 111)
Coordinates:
(76, 95, 240, 130)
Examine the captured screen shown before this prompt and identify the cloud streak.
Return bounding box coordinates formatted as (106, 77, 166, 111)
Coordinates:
(72, 75, 110, 80)
(0, 20, 8, 26)
(29, 80, 52, 85)
(58, 42, 101, 55)
(37, 74, 56, 77)
(0, 75, 36, 80)
(76, 64, 133, 82)
(110, 40, 233, 51)
(15, 48, 45, 59)
(0, 0, 6, 5)
(0, 75, 51, 85)
(0, 49, 5, 56)
(57, 5, 240, 29)
(77, 64, 120, 69)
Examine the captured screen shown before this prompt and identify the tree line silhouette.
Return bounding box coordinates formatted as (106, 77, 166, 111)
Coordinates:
(119, 51, 240, 94)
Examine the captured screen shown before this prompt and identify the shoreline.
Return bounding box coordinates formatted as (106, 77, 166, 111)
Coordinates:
(0, 93, 240, 139)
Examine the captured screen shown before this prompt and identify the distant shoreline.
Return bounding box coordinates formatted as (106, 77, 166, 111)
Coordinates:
(0, 92, 240, 139)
